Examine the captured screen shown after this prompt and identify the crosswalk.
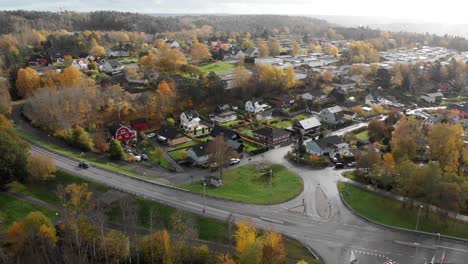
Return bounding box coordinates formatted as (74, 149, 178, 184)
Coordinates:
(352, 250, 397, 264)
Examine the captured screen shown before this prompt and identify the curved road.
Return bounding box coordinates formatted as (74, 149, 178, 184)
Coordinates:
(30, 142, 468, 264)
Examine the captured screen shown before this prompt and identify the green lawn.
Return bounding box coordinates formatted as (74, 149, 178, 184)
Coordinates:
(241, 129, 253, 137)
(200, 61, 237, 73)
(293, 113, 310, 121)
(181, 164, 303, 204)
(355, 130, 370, 141)
(147, 148, 172, 170)
(221, 119, 242, 127)
(7, 170, 110, 206)
(0, 193, 59, 231)
(16, 128, 145, 177)
(168, 148, 188, 161)
(116, 57, 138, 64)
(272, 120, 293, 129)
(173, 140, 198, 150)
(338, 182, 468, 239)
(243, 141, 261, 152)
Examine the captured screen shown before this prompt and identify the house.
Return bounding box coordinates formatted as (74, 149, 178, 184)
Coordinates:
(255, 109, 274, 121)
(421, 92, 444, 104)
(319, 106, 344, 125)
(130, 118, 148, 131)
(293, 116, 321, 134)
(106, 48, 130, 58)
(211, 111, 237, 123)
(170, 40, 180, 49)
(157, 125, 190, 146)
(210, 125, 244, 153)
(244, 47, 259, 58)
(245, 100, 270, 113)
(332, 81, 356, 92)
(180, 110, 201, 131)
(253, 127, 291, 146)
(365, 94, 382, 106)
(301, 90, 327, 101)
(100, 60, 125, 75)
(234, 50, 245, 59)
(306, 135, 350, 157)
(187, 142, 210, 164)
(109, 123, 137, 142)
(269, 96, 295, 108)
(72, 58, 89, 72)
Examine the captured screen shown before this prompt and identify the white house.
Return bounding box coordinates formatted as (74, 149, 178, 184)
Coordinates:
(332, 81, 356, 92)
(306, 135, 350, 157)
(106, 48, 129, 58)
(100, 60, 125, 75)
(170, 40, 180, 49)
(210, 111, 237, 123)
(245, 100, 270, 114)
(293, 116, 321, 133)
(234, 50, 245, 59)
(180, 110, 201, 131)
(319, 106, 344, 125)
(72, 58, 88, 71)
(421, 92, 444, 104)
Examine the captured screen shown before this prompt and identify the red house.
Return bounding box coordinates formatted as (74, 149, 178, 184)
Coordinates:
(109, 123, 137, 141)
(130, 118, 148, 131)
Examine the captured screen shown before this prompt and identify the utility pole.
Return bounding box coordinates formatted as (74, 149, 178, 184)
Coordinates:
(269, 169, 273, 204)
(415, 204, 424, 230)
(203, 181, 207, 215)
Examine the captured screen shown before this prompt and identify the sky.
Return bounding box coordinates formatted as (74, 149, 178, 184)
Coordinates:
(1, 0, 468, 25)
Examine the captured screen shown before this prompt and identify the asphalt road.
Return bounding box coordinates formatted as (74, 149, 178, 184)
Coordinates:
(30, 143, 468, 264)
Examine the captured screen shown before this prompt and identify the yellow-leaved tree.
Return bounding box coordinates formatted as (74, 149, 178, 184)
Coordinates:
(16, 67, 40, 97)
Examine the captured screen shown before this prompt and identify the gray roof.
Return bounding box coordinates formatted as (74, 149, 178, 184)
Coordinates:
(328, 106, 343, 113)
(296, 116, 321, 130)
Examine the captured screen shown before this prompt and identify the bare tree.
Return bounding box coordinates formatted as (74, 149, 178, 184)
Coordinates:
(208, 134, 237, 180)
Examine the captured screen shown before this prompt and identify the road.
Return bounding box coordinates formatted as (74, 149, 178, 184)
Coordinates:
(30, 143, 468, 264)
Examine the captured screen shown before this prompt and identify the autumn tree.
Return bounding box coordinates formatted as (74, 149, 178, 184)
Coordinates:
(325, 45, 339, 57)
(27, 153, 57, 181)
(268, 37, 281, 56)
(57, 66, 85, 88)
(157, 80, 176, 118)
(290, 40, 301, 56)
(355, 144, 381, 174)
(343, 41, 379, 63)
(242, 38, 254, 49)
(59, 183, 94, 217)
(217, 253, 236, 264)
(16, 67, 40, 97)
(257, 38, 269, 57)
(189, 38, 212, 63)
(88, 38, 105, 57)
(284, 66, 296, 89)
(391, 118, 422, 162)
(234, 219, 257, 255)
(140, 42, 187, 72)
(232, 66, 251, 90)
(7, 211, 58, 262)
(100, 230, 130, 263)
(367, 119, 386, 142)
(261, 230, 286, 264)
(143, 229, 173, 264)
(208, 134, 237, 180)
(427, 124, 464, 174)
(41, 69, 59, 89)
(0, 78, 12, 115)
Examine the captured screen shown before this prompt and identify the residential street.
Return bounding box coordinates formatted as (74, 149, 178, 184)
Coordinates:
(29, 143, 468, 264)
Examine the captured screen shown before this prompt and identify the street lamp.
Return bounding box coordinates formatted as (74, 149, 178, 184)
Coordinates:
(415, 204, 424, 231)
(269, 169, 273, 204)
(437, 232, 441, 244)
(203, 182, 207, 215)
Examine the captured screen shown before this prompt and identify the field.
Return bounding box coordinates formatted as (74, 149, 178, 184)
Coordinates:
(181, 164, 303, 204)
(200, 61, 237, 73)
(243, 140, 262, 152)
(355, 130, 370, 141)
(272, 120, 293, 129)
(338, 182, 468, 239)
(168, 148, 188, 161)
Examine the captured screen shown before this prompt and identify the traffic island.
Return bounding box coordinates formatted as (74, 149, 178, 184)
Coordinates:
(181, 164, 304, 205)
(338, 182, 468, 239)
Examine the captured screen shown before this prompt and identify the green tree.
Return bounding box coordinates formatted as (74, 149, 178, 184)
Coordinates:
(0, 128, 29, 188)
(109, 139, 125, 160)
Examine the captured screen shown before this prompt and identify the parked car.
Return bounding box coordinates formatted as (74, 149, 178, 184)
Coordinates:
(229, 158, 240, 165)
(78, 162, 90, 169)
(347, 162, 356, 168)
(134, 155, 142, 162)
(335, 163, 344, 169)
(147, 133, 156, 138)
(141, 154, 149, 161)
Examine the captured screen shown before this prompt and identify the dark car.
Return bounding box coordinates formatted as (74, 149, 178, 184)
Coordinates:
(335, 162, 344, 169)
(78, 162, 90, 169)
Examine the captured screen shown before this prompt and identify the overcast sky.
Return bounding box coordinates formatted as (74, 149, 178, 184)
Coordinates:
(1, 0, 468, 24)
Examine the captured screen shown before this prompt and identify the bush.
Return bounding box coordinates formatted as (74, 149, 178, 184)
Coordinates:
(56, 127, 93, 151)
(109, 139, 125, 160)
(286, 151, 329, 168)
(27, 153, 57, 181)
(94, 134, 109, 153)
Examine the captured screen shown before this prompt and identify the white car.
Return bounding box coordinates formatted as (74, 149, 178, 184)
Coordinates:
(147, 133, 156, 138)
(229, 158, 240, 165)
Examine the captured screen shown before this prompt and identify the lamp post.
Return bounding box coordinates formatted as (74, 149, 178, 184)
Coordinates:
(415, 204, 424, 230)
(269, 169, 273, 204)
(203, 182, 207, 215)
(437, 233, 441, 244)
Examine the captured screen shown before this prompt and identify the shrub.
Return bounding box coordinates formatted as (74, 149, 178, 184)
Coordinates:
(109, 139, 125, 160)
(27, 153, 57, 181)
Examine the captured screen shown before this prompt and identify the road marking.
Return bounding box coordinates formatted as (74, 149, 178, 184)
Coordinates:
(259, 217, 285, 224)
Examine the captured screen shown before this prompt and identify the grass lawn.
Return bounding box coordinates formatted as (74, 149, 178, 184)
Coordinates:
(241, 129, 253, 137)
(355, 130, 370, 141)
(285, 237, 321, 264)
(16, 128, 142, 177)
(7, 170, 110, 206)
(200, 61, 237, 73)
(272, 120, 293, 129)
(116, 57, 138, 64)
(181, 164, 303, 204)
(173, 140, 198, 150)
(338, 182, 468, 239)
(243, 141, 261, 152)
(147, 148, 172, 170)
(0, 192, 59, 231)
(221, 119, 242, 127)
(293, 113, 310, 121)
(168, 148, 188, 161)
